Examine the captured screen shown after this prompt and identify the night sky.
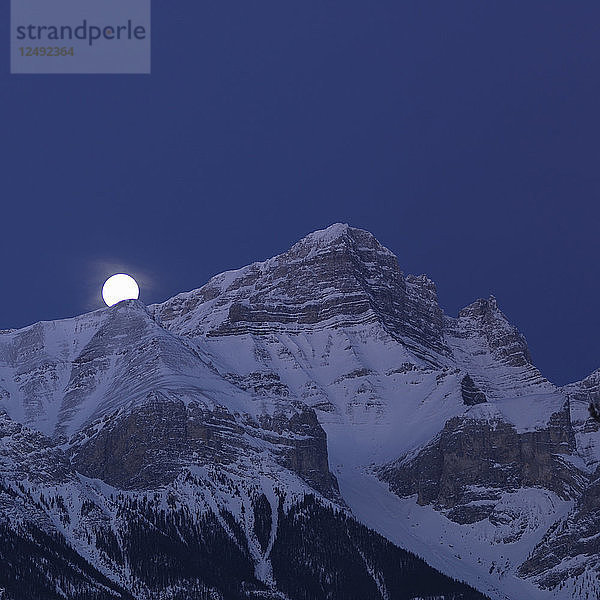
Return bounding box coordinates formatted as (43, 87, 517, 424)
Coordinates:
(2, 1, 599, 386)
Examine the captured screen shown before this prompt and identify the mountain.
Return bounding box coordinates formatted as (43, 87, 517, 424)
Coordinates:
(0, 223, 597, 600)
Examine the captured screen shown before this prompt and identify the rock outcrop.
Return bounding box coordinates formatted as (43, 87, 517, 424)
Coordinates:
(449, 296, 532, 368)
(378, 402, 585, 527)
(461, 374, 487, 406)
(70, 394, 339, 498)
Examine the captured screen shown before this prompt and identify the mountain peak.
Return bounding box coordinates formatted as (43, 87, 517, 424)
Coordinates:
(107, 297, 152, 317)
(454, 296, 532, 368)
(458, 296, 499, 319)
(154, 224, 448, 356)
(289, 223, 396, 260)
(304, 222, 350, 243)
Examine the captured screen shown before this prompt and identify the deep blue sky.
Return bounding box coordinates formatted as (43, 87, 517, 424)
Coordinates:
(2, 1, 599, 385)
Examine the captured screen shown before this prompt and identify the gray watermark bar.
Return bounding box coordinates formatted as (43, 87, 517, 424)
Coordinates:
(11, 0, 151, 74)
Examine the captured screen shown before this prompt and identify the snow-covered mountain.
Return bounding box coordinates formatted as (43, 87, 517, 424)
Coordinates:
(0, 224, 597, 600)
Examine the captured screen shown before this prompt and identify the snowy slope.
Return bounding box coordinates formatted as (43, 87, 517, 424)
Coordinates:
(0, 223, 597, 600)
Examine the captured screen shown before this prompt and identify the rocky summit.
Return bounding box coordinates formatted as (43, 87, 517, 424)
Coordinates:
(0, 224, 597, 600)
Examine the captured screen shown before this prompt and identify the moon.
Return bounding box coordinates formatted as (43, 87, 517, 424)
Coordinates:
(102, 274, 140, 307)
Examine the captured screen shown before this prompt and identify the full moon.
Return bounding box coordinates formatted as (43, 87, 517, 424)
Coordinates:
(102, 274, 140, 307)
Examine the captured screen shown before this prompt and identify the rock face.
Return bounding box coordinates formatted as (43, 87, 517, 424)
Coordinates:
(567, 368, 600, 422)
(154, 223, 448, 359)
(451, 297, 532, 368)
(518, 465, 600, 592)
(461, 374, 487, 406)
(0, 223, 598, 600)
(378, 402, 585, 526)
(69, 396, 246, 489)
(0, 410, 73, 486)
(69, 394, 338, 498)
(564, 370, 600, 472)
(443, 296, 550, 405)
(512, 370, 600, 593)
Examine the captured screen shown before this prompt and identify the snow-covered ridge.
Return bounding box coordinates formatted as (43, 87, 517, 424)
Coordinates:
(0, 224, 598, 600)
